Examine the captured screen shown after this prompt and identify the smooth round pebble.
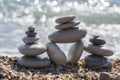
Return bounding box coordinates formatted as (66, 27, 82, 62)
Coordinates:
(55, 21, 80, 30)
(18, 56, 51, 68)
(55, 16, 75, 24)
(47, 42, 66, 65)
(18, 43, 47, 56)
(85, 45, 113, 56)
(48, 28, 87, 43)
(84, 55, 108, 69)
(67, 41, 84, 64)
(23, 37, 39, 44)
(99, 72, 111, 80)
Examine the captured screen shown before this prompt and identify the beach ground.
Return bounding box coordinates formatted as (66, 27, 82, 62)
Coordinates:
(0, 56, 120, 80)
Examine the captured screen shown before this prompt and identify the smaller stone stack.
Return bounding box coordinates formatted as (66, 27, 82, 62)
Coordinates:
(84, 35, 113, 69)
(18, 25, 51, 68)
(47, 16, 87, 65)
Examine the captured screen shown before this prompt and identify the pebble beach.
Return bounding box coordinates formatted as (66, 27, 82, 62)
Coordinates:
(0, 56, 120, 80)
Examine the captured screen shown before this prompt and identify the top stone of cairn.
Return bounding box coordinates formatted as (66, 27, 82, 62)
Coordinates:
(28, 25, 35, 31)
(55, 15, 75, 24)
(26, 25, 37, 37)
(89, 35, 106, 46)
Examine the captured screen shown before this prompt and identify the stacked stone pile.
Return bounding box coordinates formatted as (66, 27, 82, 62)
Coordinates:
(18, 25, 51, 68)
(47, 16, 87, 65)
(84, 35, 113, 69)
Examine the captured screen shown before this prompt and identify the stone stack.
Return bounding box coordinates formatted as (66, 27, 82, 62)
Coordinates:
(18, 25, 51, 68)
(47, 16, 87, 65)
(84, 35, 113, 69)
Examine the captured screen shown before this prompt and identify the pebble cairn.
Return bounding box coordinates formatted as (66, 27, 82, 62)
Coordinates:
(18, 25, 51, 68)
(84, 35, 113, 69)
(47, 16, 87, 65)
(17, 16, 114, 72)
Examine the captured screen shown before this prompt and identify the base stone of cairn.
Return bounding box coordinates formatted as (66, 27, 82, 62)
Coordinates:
(84, 35, 113, 69)
(47, 15, 87, 65)
(18, 25, 51, 68)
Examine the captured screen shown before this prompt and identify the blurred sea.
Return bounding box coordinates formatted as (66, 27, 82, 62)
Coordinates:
(0, 0, 120, 58)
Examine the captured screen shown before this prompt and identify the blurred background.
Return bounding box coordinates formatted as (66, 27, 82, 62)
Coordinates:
(0, 0, 120, 58)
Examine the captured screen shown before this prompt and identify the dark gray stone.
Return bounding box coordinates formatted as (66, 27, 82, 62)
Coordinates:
(84, 55, 108, 69)
(89, 35, 106, 46)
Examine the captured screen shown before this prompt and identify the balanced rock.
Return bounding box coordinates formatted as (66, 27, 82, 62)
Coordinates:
(47, 42, 66, 65)
(85, 45, 113, 56)
(23, 37, 39, 44)
(84, 55, 109, 69)
(48, 28, 87, 43)
(67, 41, 84, 64)
(55, 15, 75, 24)
(55, 21, 80, 30)
(18, 43, 47, 56)
(99, 72, 111, 80)
(18, 56, 51, 68)
(89, 35, 106, 46)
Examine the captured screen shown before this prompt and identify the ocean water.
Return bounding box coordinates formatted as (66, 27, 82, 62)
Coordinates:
(0, 0, 120, 58)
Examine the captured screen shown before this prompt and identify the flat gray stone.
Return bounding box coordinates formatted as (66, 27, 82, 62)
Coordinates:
(85, 45, 113, 56)
(114, 74, 120, 80)
(18, 56, 51, 68)
(55, 21, 80, 30)
(67, 41, 84, 64)
(23, 37, 39, 44)
(47, 42, 66, 65)
(99, 72, 111, 80)
(55, 16, 75, 24)
(84, 55, 108, 69)
(18, 43, 47, 56)
(48, 28, 87, 43)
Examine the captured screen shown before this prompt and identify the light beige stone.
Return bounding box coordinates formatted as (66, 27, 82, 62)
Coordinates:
(55, 15, 75, 24)
(18, 56, 51, 68)
(85, 45, 113, 56)
(47, 42, 66, 65)
(114, 74, 120, 80)
(18, 43, 47, 56)
(67, 41, 84, 64)
(48, 28, 87, 43)
(55, 21, 80, 30)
